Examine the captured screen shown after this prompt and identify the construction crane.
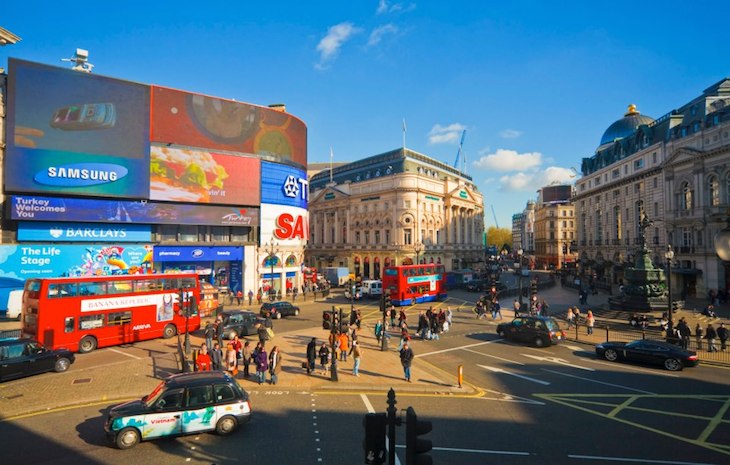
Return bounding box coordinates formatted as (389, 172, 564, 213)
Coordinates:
(490, 204, 499, 228)
(453, 129, 466, 170)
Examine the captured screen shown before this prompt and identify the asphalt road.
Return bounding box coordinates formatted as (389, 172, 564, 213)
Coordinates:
(1, 288, 729, 464)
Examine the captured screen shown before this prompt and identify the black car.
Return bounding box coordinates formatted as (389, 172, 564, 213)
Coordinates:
(260, 301, 300, 319)
(219, 310, 264, 339)
(466, 280, 487, 292)
(105, 371, 251, 449)
(595, 340, 699, 371)
(496, 316, 565, 347)
(0, 338, 75, 382)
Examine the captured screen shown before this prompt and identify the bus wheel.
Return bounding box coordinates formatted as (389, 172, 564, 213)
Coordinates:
(162, 324, 177, 339)
(79, 336, 97, 354)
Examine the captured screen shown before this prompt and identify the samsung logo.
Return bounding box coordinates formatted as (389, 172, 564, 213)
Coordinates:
(34, 163, 128, 187)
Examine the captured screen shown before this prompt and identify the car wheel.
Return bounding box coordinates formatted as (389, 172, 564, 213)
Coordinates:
(162, 324, 177, 339)
(78, 336, 97, 354)
(497, 329, 506, 337)
(603, 349, 618, 362)
(664, 358, 683, 371)
(116, 427, 141, 449)
(294, 309, 300, 316)
(215, 415, 238, 435)
(276, 312, 282, 320)
(534, 337, 545, 348)
(54, 357, 71, 373)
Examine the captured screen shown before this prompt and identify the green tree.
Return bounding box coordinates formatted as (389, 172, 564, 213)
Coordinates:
(486, 226, 512, 251)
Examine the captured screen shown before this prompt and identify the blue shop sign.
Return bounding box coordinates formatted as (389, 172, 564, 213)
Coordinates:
(154, 246, 243, 262)
(18, 222, 151, 242)
(261, 161, 308, 209)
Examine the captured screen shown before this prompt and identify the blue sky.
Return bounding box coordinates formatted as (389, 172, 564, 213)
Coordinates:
(2, 1, 729, 229)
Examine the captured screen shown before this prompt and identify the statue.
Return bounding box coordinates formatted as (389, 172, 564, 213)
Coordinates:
(638, 207, 653, 250)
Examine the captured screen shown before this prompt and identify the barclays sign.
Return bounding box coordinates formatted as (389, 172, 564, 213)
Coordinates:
(18, 222, 151, 242)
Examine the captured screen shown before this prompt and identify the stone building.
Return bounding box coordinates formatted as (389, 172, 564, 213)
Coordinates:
(307, 148, 485, 279)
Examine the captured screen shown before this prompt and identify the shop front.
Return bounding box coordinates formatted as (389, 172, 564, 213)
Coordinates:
(153, 246, 244, 295)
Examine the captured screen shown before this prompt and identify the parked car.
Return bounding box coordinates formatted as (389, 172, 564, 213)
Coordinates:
(595, 340, 699, 371)
(0, 338, 75, 382)
(219, 310, 264, 339)
(105, 371, 251, 449)
(260, 301, 300, 319)
(496, 316, 565, 347)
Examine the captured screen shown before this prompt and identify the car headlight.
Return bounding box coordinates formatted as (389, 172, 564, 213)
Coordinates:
(596, 344, 604, 349)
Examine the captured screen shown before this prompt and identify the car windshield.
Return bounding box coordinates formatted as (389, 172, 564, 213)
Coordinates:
(144, 381, 166, 408)
(544, 319, 561, 331)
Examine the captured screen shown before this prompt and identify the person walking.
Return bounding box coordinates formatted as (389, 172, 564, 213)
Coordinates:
(400, 341, 414, 383)
(195, 344, 212, 371)
(248, 290, 254, 306)
(210, 342, 223, 371)
(338, 331, 349, 362)
(204, 322, 215, 351)
(225, 342, 238, 376)
(374, 320, 383, 344)
(574, 307, 582, 327)
(586, 310, 595, 335)
(319, 342, 330, 375)
(566, 307, 575, 329)
(718, 323, 728, 351)
(398, 323, 410, 351)
(492, 300, 503, 320)
(695, 323, 704, 351)
(705, 324, 718, 353)
(513, 299, 521, 317)
(268, 346, 282, 385)
(350, 341, 362, 377)
(305, 337, 317, 375)
(231, 335, 243, 368)
(236, 290, 243, 306)
(242, 340, 252, 378)
(676, 318, 690, 349)
(254, 343, 268, 385)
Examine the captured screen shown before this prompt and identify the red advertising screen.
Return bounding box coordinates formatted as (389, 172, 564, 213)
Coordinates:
(150, 87, 306, 167)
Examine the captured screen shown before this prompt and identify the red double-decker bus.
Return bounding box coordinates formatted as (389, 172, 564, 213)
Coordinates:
(382, 264, 447, 306)
(21, 273, 202, 353)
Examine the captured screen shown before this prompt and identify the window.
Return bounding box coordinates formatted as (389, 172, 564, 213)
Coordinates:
(708, 175, 720, 206)
(49, 283, 78, 298)
(186, 385, 213, 407)
(79, 314, 104, 330)
(634, 159, 644, 170)
(652, 152, 657, 164)
(364, 232, 370, 244)
(613, 206, 621, 240)
(108, 281, 133, 294)
(612, 169, 620, 179)
(158, 388, 184, 410)
(355, 232, 361, 244)
(107, 311, 132, 326)
(405, 200, 411, 209)
(214, 384, 236, 402)
(653, 177, 658, 188)
(64, 317, 74, 333)
(79, 282, 107, 296)
(404, 229, 412, 245)
(375, 230, 381, 244)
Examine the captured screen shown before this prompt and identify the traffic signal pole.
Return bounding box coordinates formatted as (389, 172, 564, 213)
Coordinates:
(387, 388, 397, 465)
(330, 306, 339, 381)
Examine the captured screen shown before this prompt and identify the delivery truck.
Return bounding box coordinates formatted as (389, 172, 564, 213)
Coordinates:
(323, 267, 350, 287)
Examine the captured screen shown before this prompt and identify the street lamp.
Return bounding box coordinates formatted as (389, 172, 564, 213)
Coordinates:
(517, 248, 524, 307)
(265, 237, 280, 302)
(414, 241, 423, 265)
(665, 245, 675, 342)
(714, 212, 730, 261)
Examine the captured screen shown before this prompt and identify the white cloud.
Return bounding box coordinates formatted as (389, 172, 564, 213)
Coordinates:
(472, 149, 542, 171)
(316, 22, 361, 68)
(368, 24, 399, 47)
(498, 166, 576, 192)
(377, 0, 407, 14)
(499, 128, 522, 139)
(428, 123, 466, 145)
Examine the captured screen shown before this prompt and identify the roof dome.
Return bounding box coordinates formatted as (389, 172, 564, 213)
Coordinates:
(599, 104, 655, 146)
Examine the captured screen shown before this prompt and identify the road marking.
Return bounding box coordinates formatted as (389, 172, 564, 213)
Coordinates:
(395, 444, 530, 456)
(564, 344, 584, 351)
(522, 353, 594, 371)
(416, 339, 502, 358)
(463, 348, 525, 365)
(360, 393, 375, 413)
(586, 359, 680, 377)
(697, 397, 730, 443)
(479, 388, 545, 405)
(567, 454, 720, 464)
(478, 364, 550, 385)
(541, 368, 655, 394)
(107, 348, 141, 360)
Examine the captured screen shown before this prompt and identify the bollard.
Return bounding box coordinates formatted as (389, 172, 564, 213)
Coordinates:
(457, 364, 463, 388)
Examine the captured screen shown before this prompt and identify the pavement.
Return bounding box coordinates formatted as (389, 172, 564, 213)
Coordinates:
(1, 285, 727, 421)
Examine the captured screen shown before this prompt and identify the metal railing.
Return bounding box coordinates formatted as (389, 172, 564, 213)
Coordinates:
(0, 329, 21, 339)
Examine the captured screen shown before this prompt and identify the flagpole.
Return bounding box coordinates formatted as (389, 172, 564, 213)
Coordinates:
(329, 147, 334, 183)
(402, 118, 407, 150)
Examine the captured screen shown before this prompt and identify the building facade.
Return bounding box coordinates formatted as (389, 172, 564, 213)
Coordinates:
(512, 212, 524, 252)
(575, 78, 730, 297)
(533, 186, 576, 270)
(307, 148, 485, 279)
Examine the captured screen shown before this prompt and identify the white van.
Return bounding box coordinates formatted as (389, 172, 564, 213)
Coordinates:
(360, 280, 383, 299)
(6, 289, 23, 320)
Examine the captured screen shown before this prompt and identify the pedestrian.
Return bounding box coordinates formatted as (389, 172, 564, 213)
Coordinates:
(677, 318, 691, 350)
(398, 323, 410, 351)
(257, 289, 263, 305)
(232, 335, 243, 367)
(306, 338, 317, 375)
(268, 346, 282, 385)
(567, 307, 575, 328)
(540, 299, 550, 317)
(375, 320, 383, 344)
(492, 300, 502, 320)
(210, 342, 223, 371)
(350, 341, 362, 377)
(399, 309, 407, 328)
(225, 342, 238, 376)
(717, 323, 727, 351)
(705, 324, 718, 353)
(586, 310, 595, 335)
(254, 343, 268, 385)
(257, 323, 268, 345)
(400, 341, 414, 383)
(196, 344, 212, 371)
(338, 331, 349, 362)
(242, 340, 252, 378)
(513, 299, 521, 317)
(248, 290, 254, 306)
(390, 305, 396, 328)
(319, 342, 330, 375)
(695, 323, 704, 351)
(236, 289, 243, 306)
(203, 321, 215, 350)
(445, 306, 453, 328)
(574, 307, 582, 326)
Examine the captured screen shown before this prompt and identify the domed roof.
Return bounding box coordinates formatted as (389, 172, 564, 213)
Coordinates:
(599, 104, 655, 146)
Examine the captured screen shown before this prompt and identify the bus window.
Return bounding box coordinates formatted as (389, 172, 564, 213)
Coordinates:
(107, 311, 132, 326)
(64, 317, 75, 333)
(182, 277, 198, 289)
(79, 314, 105, 330)
(134, 279, 157, 292)
(79, 282, 107, 296)
(108, 281, 133, 294)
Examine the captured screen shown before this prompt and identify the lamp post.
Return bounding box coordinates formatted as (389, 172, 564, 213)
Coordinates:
(414, 241, 423, 265)
(265, 237, 280, 302)
(714, 212, 730, 261)
(517, 248, 524, 307)
(665, 245, 675, 342)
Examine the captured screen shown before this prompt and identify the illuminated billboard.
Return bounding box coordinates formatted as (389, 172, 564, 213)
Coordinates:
(5, 59, 150, 198)
(541, 185, 573, 204)
(151, 86, 307, 167)
(260, 161, 308, 209)
(260, 204, 309, 247)
(150, 144, 260, 205)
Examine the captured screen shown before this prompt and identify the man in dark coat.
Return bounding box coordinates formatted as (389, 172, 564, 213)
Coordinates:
(400, 342, 414, 382)
(305, 337, 317, 375)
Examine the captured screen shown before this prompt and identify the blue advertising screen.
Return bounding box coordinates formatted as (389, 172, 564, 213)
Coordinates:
(11, 196, 259, 227)
(261, 161, 308, 209)
(153, 246, 243, 262)
(6, 59, 150, 198)
(18, 222, 152, 242)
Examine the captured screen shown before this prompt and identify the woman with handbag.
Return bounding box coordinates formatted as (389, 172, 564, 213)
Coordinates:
(225, 342, 238, 376)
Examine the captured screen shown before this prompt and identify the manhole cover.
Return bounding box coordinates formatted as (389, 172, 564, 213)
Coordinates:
(72, 378, 92, 385)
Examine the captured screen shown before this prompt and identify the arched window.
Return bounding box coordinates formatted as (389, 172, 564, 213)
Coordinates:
(263, 255, 280, 267)
(679, 182, 693, 210)
(708, 175, 720, 207)
(285, 254, 297, 266)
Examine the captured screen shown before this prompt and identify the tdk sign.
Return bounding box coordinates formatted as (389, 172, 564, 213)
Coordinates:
(283, 175, 308, 201)
(34, 163, 128, 187)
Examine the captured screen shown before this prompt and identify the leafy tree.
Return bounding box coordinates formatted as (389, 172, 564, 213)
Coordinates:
(486, 226, 512, 251)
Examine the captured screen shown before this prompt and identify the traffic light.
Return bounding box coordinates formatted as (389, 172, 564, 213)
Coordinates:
(322, 310, 332, 330)
(405, 406, 432, 465)
(363, 413, 387, 464)
(530, 280, 538, 297)
(384, 293, 392, 312)
(332, 308, 339, 332)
